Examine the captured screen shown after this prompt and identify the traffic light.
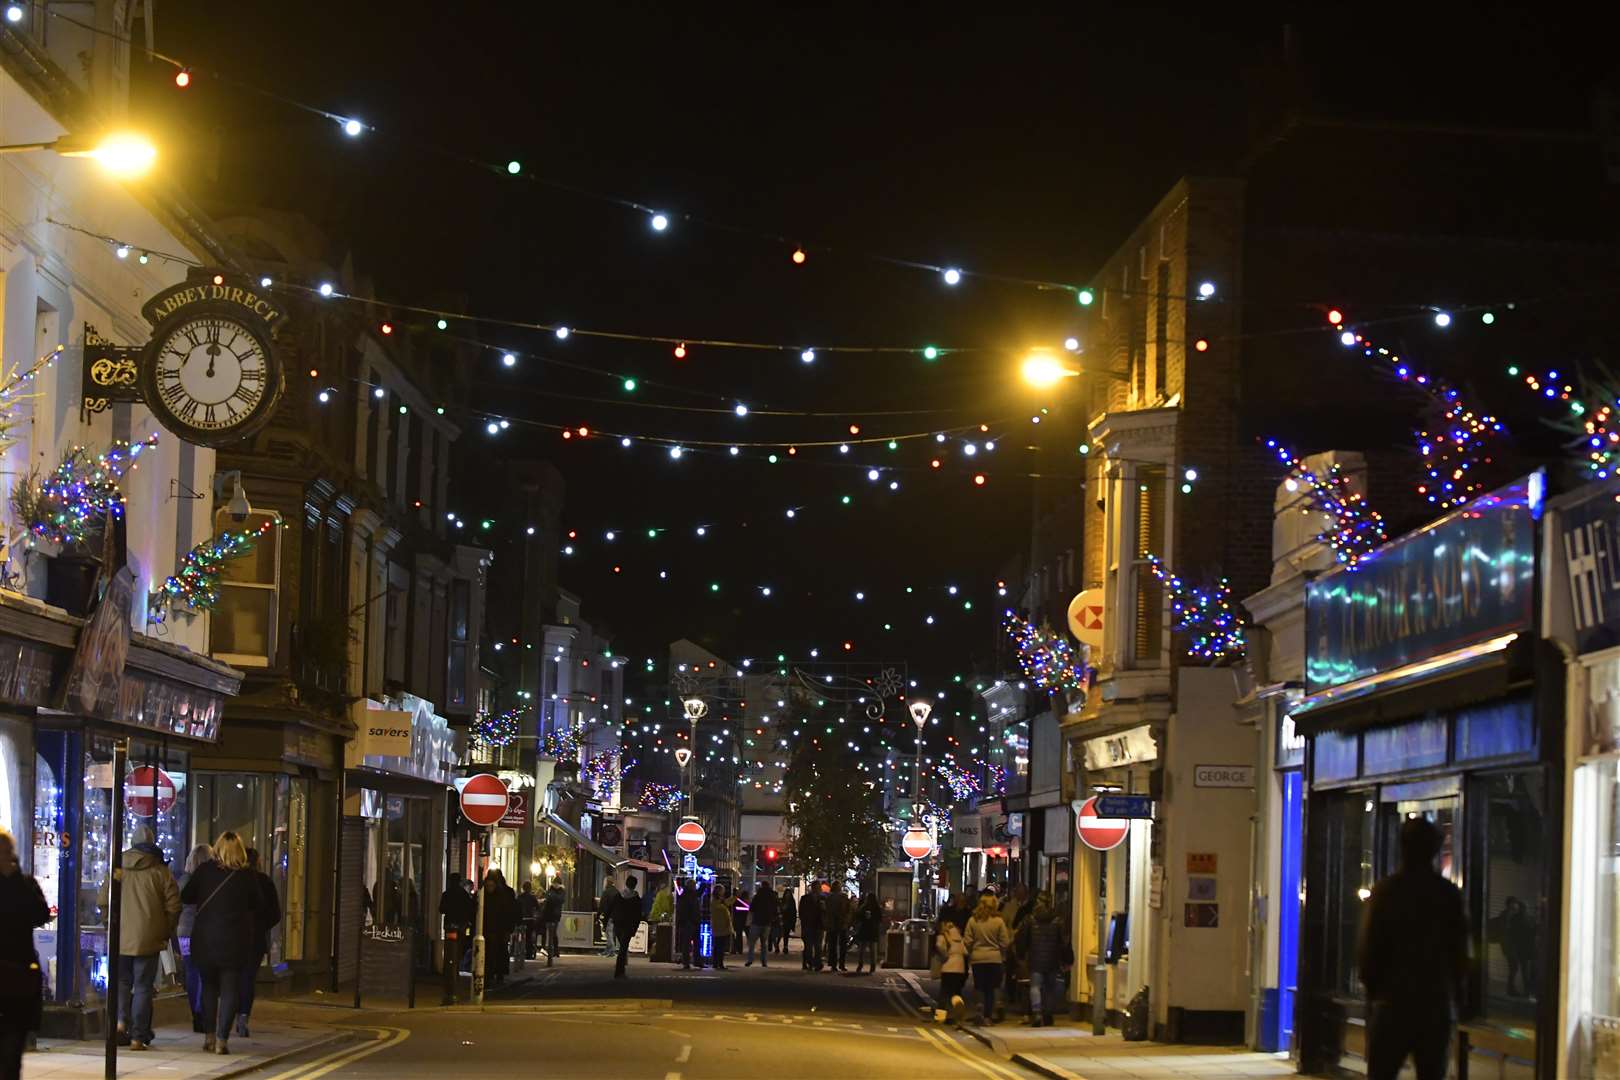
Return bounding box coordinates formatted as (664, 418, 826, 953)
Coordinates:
(763, 847, 778, 864)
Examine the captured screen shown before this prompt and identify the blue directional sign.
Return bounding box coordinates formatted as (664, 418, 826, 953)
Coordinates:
(1095, 794, 1155, 819)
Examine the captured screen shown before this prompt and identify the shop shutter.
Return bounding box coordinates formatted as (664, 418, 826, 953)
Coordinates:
(335, 817, 366, 984)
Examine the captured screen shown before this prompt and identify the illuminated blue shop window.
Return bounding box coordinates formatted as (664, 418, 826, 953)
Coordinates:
(1363, 716, 1447, 777)
(1315, 731, 1359, 782)
(1455, 697, 1535, 762)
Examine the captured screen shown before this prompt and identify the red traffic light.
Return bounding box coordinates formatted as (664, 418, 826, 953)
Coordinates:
(764, 847, 778, 862)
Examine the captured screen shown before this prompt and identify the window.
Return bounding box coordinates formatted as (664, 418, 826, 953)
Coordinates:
(385, 567, 407, 685)
(1313, 789, 1378, 997)
(210, 508, 282, 667)
(1474, 769, 1545, 1026)
(1153, 261, 1170, 399)
(1131, 468, 1165, 667)
(448, 579, 470, 707)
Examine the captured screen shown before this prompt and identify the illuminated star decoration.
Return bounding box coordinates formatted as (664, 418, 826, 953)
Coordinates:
(1002, 613, 1088, 694)
(474, 706, 522, 750)
(1263, 441, 1387, 566)
(12, 436, 158, 546)
(584, 750, 636, 802)
(148, 519, 280, 622)
(1143, 554, 1246, 663)
(538, 724, 585, 761)
(1332, 312, 1503, 509)
(638, 781, 683, 813)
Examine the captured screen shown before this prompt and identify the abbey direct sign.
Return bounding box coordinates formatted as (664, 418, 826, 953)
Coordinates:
(1304, 473, 1540, 693)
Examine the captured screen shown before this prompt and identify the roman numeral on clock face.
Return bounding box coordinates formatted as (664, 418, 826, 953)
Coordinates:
(175, 399, 199, 424)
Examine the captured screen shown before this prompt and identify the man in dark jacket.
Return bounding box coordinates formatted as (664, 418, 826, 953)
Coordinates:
(824, 886, 851, 973)
(517, 881, 541, 959)
(799, 886, 824, 970)
(774, 886, 795, 954)
(745, 884, 777, 967)
(540, 882, 565, 965)
(611, 876, 644, 978)
(1358, 817, 1469, 1080)
(1, 828, 52, 1077)
(439, 873, 475, 973)
(597, 880, 621, 957)
(674, 879, 701, 969)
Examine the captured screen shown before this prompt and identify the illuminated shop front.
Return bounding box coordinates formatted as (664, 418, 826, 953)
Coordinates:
(1294, 475, 1556, 1079)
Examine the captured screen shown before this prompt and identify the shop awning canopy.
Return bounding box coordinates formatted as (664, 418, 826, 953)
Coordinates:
(1292, 632, 1526, 737)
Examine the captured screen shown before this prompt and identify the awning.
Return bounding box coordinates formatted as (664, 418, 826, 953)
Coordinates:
(1293, 632, 1525, 737)
(540, 810, 641, 869)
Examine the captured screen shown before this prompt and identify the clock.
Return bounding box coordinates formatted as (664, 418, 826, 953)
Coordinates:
(138, 300, 284, 447)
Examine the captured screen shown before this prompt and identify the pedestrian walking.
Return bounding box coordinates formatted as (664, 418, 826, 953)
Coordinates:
(518, 881, 542, 959)
(176, 843, 212, 1032)
(951, 890, 974, 931)
(0, 828, 50, 1080)
(181, 831, 272, 1055)
(482, 870, 520, 986)
(541, 881, 565, 964)
(597, 878, 621, 957)
(675, 878, 700, 969)
(746, 883, 777, 966)
(649, 880, 674, 926)
(851, 894, 882, 974)
(775, 885, 796, 954)
(964, 893, 1012, 1025)
(799, 885, 824, 970)
(611, 875, 643, 978)
(824, 886, 851, 972)
(999, 884, 1029, 1018)
(730, 888, 748, 955)
(234, 849, 281, 1039)
(439, 872, 475, 974)
(99, 825, 180, 1051)
(1358, 817, 1469, 1080)
(934, 914, 968, 1024)
(706, 883, 733, 968)
(1018, 895, 1068, 1027)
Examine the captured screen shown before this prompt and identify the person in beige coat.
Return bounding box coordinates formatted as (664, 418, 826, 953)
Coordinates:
(964, 893, 1013, 1026)
(104, 825, 180, 1050)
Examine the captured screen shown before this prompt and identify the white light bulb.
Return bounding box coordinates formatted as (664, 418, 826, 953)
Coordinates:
(4, 5, 23, 23)
(855, 592, 865, 601)
(669, 446, 683, 459)
(696, 527, 706, 536)
(372, 386, 385, 399)
(502, 353, 516, 367)
(485, 422, 499, 435)
(499, 420, 509, 429)
(1198, 281, 1216, 298)
(735, 403, 749, 417)
(867, 469, 879, 481)
(889, 480, 899, 490)
(1184, 467, 1198, 482)
(317, 390, 331, 404)
(555, 326, 570, 340)
(650, 213, 669, 232)
(964, 443, 978, 456)
(840, 444, 849, 454)
(785, 509, 796, 518)
(1340, 331, 1357, 346)
(800, 349, 816, 363)
(985, 441, 995, 451)
(318, 282, 334, 297)
(1064, 337, 1080, 352)
(342, 118, 364, 137)
(942, 267, 962, 286)
(259, 276, 271, 288)
(728, 446, 739, 456)
(526, 526, 535, 535)
(1434, 311, 1452, 327)
(606, 531, 616, 541)
(761, 587, 772, 596)
(115, 245, 130, 259)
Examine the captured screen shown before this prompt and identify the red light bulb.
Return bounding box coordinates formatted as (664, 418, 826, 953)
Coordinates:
(791, 248, 806, 265)
(174, 69, 191, 89)
(973, 474, 986, 486)
(673, 343, 687, 359)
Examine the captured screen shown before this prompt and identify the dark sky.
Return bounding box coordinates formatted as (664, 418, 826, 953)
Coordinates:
(137, 5, 1617, 695)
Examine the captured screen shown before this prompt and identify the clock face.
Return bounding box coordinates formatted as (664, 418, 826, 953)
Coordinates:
(140, 304, 283, 446)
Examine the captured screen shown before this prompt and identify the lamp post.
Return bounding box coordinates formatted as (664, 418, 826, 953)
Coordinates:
(0, 132, 158, 177)
(680, 696, 707, 818)
(906, 699, 933, 919)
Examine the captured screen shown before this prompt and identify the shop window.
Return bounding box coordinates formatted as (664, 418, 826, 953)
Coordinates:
(210, 508, 282, 668)
(1312, 789, 1377, 997)
(1578, 757, 1620, 1075)
(1474, 769, 1546, 1026)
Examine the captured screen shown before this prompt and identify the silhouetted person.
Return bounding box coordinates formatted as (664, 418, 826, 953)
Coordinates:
(1358, 817, 1469, 1080)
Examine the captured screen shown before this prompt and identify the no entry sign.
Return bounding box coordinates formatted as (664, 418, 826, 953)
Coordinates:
(460, 773, 509, 828)
(125, 766, 175, 818)
(675, 819, 706, 853)
(1075, 796, 1130, 851)
(901, 828, 934, 860)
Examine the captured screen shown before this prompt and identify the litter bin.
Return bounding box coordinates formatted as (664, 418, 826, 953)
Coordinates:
(884, 929, 906, 968)
(903, 919, 932, 969)
(653, 922, 674, 963)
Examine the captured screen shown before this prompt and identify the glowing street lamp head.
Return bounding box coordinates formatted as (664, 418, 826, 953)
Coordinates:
(1020, 351, 1077, 389)
(682, 697, 708, 721)
(61, 132, 157, 178)
(908, 700, 933, 728)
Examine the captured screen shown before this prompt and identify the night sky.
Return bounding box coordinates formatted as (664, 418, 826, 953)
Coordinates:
(134, 6, 1617, 695)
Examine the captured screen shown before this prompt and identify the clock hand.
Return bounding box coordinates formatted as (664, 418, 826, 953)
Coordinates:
(205, 342, 221, 378)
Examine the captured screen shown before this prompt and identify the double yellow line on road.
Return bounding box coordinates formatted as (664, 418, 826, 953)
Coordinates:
(914, 1025, 1026, 1080)
(260, 1026, 410, 1080)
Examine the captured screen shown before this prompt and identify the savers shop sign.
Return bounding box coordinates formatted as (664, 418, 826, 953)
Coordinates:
(1304, 473, 1539, 694)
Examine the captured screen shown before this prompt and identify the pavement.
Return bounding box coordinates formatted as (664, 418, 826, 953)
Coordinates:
(898, 970, 1296, 1080)
(22, 1013, 349, 1080)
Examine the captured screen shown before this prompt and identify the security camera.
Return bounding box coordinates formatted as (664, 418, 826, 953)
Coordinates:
(219, 472, 252, 522)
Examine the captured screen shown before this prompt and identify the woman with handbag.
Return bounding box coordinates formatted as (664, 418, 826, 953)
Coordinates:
(0, 829, 50, 1080)
(181, 832, 268, 1055)
(963, 893, 1012, 1026)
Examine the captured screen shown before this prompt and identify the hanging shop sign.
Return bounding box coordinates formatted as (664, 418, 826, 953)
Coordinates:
(354, 706, 413, 758)
(1554, 477, 1620, 656)
(1068, 589, 1104, 649)
(1305, 472, 1540, 693)
(124, 766, 176, 817)
(79, 323, 143, 419)
(1082, 724, 1157, 771)
(60, 565, 134, 719)
(952, 816, 981, 849)
(499, 791, 528, 828)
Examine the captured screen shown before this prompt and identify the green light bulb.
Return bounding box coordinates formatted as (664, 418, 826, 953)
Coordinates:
(1077, 288, 1094, 306)
(623, 378, 637, 392)
(922, 346, 939, 361)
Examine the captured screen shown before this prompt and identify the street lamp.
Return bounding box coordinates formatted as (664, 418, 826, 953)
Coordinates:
(0, 132, 158, 177)
(680, 697, 706, 818)
(1020, 350, 1079, 389)
(906, 699, 933, 918)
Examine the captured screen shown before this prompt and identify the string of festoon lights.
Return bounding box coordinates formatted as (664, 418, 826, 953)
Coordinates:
(1509, 366, 1620, 480)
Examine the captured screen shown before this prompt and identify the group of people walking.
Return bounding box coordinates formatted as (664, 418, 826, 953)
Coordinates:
(663, 879, 884, 973)
(933, 884, 1072, 1027)
(0, 824, 279, 1080)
